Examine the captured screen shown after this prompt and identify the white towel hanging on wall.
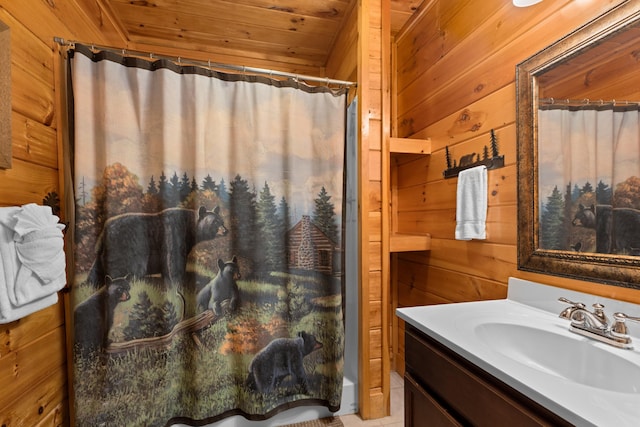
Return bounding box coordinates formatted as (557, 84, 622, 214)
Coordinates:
(455, 165, 488, 240)
(0, 204, 66, 324)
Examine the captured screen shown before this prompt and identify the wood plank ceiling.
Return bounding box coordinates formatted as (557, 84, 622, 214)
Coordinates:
(101, 0, 422, 69)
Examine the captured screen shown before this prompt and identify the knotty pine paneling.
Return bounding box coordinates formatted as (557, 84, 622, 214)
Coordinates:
(370, 328, 383, 358)
(0, 159, 60, 206)
(396, 0, 626, 137)
(369, 301, 383, 329)
(394, 319, 405, 375)
(369, 241, 383, 272)
(357, 0, 391, 418)
(369, 359, 383, 389)
(0, 369, 68, 427)
(410, 83, 517, 145)
(369, 150, 382, 182)
(368, 181, 382, 212)
(390, 0, 422, 35)
(390, 2, 640, 383)
(0, 9, 55, 88)
(369, 270, 383, 302)
(368, 211, 382, 242)
(0, 326, 66, 409)
(0, 302, 64, 359)
(422, 238, 517, 284)
(395, 0, 501, 95)
(0, 0, 412, 424)
(396, 205, 517, 246)
(11, 112, 58, 169)
(396, 260, 508, 305)
(0, 0, 124, 424)
(395, 165, 516, 213)
(325, 1, 358, 82)
(12, 66, 55, 127)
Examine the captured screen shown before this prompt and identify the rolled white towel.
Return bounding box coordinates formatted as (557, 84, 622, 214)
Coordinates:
(0, 204, 65, 323)
(11, 204, 66, 306)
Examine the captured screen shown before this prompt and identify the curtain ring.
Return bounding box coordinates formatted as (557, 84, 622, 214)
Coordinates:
(550, 97, 554, 104)
(583, 98, 589, 104)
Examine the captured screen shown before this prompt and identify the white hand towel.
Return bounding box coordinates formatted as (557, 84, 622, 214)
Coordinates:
(0, 205, 65, 324)
(0, 257, 58, 324)
(455, 165, 487, 240)
(12, 204, 66, 305)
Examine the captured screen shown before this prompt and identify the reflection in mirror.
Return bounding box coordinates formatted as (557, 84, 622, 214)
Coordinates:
(517, 2, 640, 288)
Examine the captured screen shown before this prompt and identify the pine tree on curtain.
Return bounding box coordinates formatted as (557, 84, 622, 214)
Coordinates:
(66, 44, 347, 426)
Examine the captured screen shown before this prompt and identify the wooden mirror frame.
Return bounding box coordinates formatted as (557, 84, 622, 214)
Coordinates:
(517, 1, 640, 289)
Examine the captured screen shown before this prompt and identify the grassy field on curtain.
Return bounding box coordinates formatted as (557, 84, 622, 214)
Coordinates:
(73, 269, 344, 426)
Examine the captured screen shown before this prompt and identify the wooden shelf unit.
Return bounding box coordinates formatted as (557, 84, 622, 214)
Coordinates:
(390, 137, 431, 155)
(390, 233, 431, 252)
(389, 137, 432, 252)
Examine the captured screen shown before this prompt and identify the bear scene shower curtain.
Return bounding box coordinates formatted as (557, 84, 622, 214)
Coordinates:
(66, 44, 346, 426)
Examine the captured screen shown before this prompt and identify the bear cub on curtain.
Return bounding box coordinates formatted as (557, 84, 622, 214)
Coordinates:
(246, 331, 323, 394)
(196, 256, 241, 315)
(74, 275, 131, 358)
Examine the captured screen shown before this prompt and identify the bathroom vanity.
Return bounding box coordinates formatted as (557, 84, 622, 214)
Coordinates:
(404, 324, 571, 426)
(397, 278, 640, 427)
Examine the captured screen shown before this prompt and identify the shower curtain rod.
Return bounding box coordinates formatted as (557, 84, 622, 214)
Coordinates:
(54, 37, 357, 88)
(539, 97, 640, 107)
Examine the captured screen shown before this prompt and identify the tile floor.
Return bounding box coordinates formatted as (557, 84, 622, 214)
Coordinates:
(340, 371, 404, 427)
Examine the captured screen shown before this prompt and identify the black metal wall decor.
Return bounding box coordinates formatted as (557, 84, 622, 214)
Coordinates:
(443, 129, 505, 179)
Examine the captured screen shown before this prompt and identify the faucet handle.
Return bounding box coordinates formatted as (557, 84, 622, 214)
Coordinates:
(558, 297, 585, 308)
(612, 312, 640, 337)
(558, 297, 585, 320)
(592, 303, 609, 324)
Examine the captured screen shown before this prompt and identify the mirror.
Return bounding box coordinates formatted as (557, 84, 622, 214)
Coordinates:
(517, 2, 640, 289)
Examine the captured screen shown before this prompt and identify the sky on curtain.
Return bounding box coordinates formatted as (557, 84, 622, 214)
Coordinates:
(538, 108, 640, 200)
(72, 54, 345, 221)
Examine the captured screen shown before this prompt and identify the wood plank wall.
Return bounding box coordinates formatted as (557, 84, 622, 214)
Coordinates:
(326, 1, 395, 419)
(0, 1, 123, 424)
(356, 0, 392, 420)
(0, 2, 332, 425)
(12, 0, 629, 423)
(391, 0, 640, 373)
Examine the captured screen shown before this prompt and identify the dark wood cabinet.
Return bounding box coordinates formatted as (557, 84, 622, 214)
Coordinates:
(404, 325, 573, 427)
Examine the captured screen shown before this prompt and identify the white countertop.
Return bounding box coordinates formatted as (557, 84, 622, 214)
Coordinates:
(396, 277, 640, 427)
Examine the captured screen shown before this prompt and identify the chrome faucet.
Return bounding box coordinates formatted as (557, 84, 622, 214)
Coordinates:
(558, 297, 639, 349)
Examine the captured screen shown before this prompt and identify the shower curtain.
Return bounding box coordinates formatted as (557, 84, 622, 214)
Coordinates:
(538, 104, 640, 254)
(66, 44, 347, 426)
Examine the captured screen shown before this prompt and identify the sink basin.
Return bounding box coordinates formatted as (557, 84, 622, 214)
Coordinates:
(475, 322, 640, 393)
